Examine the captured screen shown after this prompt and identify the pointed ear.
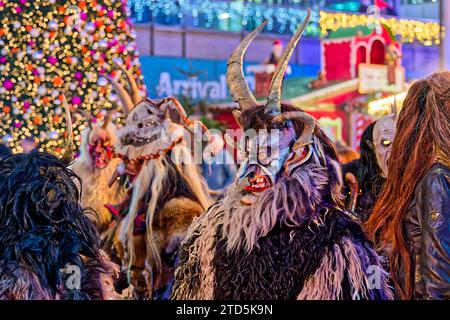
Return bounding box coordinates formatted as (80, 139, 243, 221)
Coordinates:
(167, 105, 183, 124)
(163, 98, 189, 125)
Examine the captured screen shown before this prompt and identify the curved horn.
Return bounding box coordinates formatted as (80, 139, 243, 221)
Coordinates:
(102, 113, 112, 129)
(271, 110, 315, 148)
(391, 94, 398, 115)
(226, 20, 268, 111)
(266, 9, 311, 114)
(106, 75, 133, 114)
(118, 64, 142, 105)
(61, 95, 74, 161)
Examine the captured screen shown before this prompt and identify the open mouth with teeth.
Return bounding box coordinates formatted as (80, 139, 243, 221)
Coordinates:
(90, 150, 112, 169)
(244, 172, 272, 193)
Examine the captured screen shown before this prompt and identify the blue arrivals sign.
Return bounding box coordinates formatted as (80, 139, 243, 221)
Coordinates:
(139, 56, 319, 102)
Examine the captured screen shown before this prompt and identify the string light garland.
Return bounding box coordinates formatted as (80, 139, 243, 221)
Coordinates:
(0, 0, 145, 155)
(127, 0, 320, 35)
(127, 1, 442, 45)
(319, 11, 442, 46)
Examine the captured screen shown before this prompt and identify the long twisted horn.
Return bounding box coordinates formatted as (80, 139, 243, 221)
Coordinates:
(61, 95, 74, 162)
(118, 64, 142, 105)
(271, 111, 315, 148)
(226, 20, 268, 111)
(391, 94, 398, 115)
(106, 74, 133, 114)
(266, 9, 311, 114)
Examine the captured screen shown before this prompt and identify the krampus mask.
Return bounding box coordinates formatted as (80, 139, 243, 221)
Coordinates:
(83, 115, 116, 169)
(172, 11, 393, 300)
(105, 65, 211, 299)
(69, 112, 127, 233)
(372, 113, 397, 178)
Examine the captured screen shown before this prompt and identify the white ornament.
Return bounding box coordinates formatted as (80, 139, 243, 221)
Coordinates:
(48, 20, 59, 31)
(37, 85, 47, 96)
(97, 77, 108, 86)
(30, 28, 40, 38)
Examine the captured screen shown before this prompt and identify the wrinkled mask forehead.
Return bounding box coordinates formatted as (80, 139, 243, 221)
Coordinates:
(127, 99, 163, 125)
(237, 125, 297, 183)
(88, 126, 110, 144)
(373, 115, 397, 177)
(373, 116, 396, 147)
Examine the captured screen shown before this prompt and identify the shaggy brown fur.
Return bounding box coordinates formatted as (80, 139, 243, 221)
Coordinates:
(105, 150, 208, 299)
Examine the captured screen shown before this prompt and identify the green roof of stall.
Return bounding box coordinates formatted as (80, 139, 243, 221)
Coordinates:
(328, 25, 374, 39)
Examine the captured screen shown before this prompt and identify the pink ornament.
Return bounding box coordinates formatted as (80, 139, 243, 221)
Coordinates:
(32, 69, 39, 76)
(3, 79, 14, 91)
(71, 96, 82, 105)
(80, 11, 88, 21)
(19, 0, 26, 4)
(23, 101, 31, 109)
(74, 71, 83, 80)
(0, 56, 6, 64)
(107, 10, 114, 19)
(15, 7, 22, 13)
(14, 122, 21, 128)
(0, 1, 5, 7)
(47, 56, 58, 65)
(117, 45, 125, 54)
(28, 40, 35, 47)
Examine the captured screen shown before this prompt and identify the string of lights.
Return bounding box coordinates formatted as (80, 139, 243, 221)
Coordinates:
(127, 0, 442, 45)
(0, 0, 144, 155)
(320, 11, 442, 46)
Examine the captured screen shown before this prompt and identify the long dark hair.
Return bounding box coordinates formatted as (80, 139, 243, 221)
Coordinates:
(0, 152, 108, 299)
(357, 122, 384, 191)
(365, 71, 450, 299)
(342, 122, 384, 196)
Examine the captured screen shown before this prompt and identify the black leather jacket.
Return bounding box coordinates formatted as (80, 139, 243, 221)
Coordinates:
(398, 163, 450, 299)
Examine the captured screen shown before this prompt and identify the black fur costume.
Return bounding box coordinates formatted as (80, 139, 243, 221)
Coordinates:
(342, 122, 385, 222)
(0, 152, 117, 300)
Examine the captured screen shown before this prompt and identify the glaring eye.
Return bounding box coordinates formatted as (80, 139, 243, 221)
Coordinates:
(382, 139, 391, 147)
(145, 119, 156, 127)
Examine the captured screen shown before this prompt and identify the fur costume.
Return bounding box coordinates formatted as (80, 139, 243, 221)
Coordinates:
(0, 152, 120, 300)
(69, 116, 127, 232)
(104, 66, 212, 299)
(171, 12, 393, 300)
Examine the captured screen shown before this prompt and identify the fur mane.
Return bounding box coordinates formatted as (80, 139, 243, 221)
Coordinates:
(220, 134, 344, 253)
(0, 152, 117, 299)
(119, 141, 212, 279)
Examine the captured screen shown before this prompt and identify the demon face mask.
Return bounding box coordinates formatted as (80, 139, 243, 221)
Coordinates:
(107, 66, 196, 180)
(372, 114, 397, 177)
(85, 119, 115, 169)
(225, 11, 314, 206)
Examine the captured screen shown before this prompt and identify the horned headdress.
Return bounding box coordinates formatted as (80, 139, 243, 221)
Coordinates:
(105, 63, 212, 299)
(227, 9, 315, 153)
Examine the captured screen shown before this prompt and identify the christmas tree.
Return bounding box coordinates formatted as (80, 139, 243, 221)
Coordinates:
(0, 0, 145, 155)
